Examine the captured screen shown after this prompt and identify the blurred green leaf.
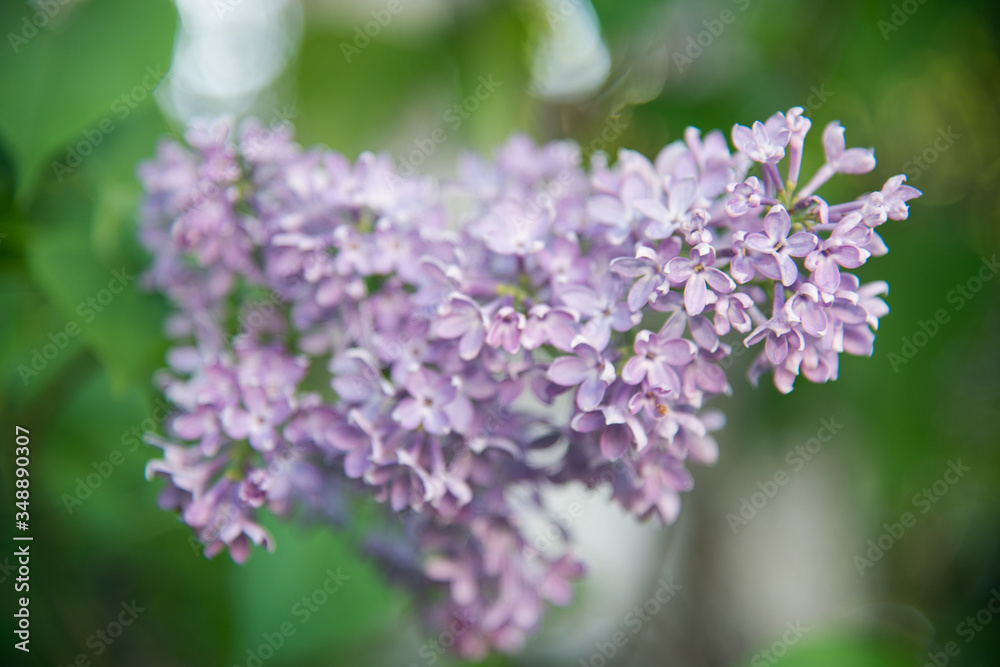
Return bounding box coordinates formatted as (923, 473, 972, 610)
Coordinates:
(0, 0, 176, 198)
(738, 631, 917, 667)
(25, 217, 165, 393)
(228, 518, 404, 663)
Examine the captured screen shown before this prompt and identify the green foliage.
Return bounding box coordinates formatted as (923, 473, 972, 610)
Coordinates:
(0, 0, 177, 199)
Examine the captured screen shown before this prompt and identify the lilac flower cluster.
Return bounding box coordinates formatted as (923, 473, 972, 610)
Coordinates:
(139, 109, 918, 656)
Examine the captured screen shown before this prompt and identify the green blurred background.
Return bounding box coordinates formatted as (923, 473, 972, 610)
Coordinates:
(1, 0, 998, 665)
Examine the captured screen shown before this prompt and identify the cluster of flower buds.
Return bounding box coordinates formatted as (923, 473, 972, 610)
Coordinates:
(139, 108, 918, 657)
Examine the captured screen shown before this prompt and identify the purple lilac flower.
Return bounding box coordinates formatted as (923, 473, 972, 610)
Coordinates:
(725, 176, 774, 217)
(745, 286, 805, 365)
(797, 120, 877, 199)
(804, 212, 871, 293)
(138, 110, 918, 658)
(392, 367, 458, 435)
(712, 292, 755, 336)
(785, 107, 812, 187)
(666, 242, 736, 316)
(731, 114, 791, 164)
(546, 343, 616, 410)
(559, 282, 639, 351)
(610, 237, 682, 312)
(743, 205, 817, 286)
(621, 330, 697, 395)
(432, 294, 488, 360)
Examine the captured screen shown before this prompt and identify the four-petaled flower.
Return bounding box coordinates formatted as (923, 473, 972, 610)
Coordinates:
(731, 114, 791, 164)
(559, 283, 639, 351)
(725, 176, 773, 217)
(486, 305, 526, 354)
(712, 292, 755, 336)
(804, 212, 871, 293)
(432, 294, 488, 360)
(666, 243, 736, 316)
(744, 205, 817, 286)
(610, 238, 681, 312)
(392, 367, 457, 435)
(622, 330, 697, 396)
(632, 178, 706, 240)
(745, 286, 805, 365)
(547, 343, 616, 411)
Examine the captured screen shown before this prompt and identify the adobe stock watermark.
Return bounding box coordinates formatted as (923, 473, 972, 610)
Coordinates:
(213, 0, 246, 20)
(340, 0, 416, 63)
(241, 105, 298, 162)
(7, 0, 76, 54)
(749, 620, 810, 666)
(56, 600, 145, 667)
(188, 445, 299, 558)
(0, 555, 15, 585)
(228, 278, 304, 347)
(233, 567, 349, 667)
(581, 111, 630, 156)
(878, 0, 932, 41)
(725, 417, 843, 534)
(921, 589, 1000, 667)
(61, 397, 171, 514)
(392, 74, 502, 178)
(886, 255, 998, 373)
(901, 126, 959, 184)
(526, 456, 635, 559)
(670, 0, 753, 74)
(578, 577, 682, 667)
(17, 267, 136, 385)
(853, 459, 969, 576)
(392, 403, 513, 528)
(544, 0, 587, 27)
(189, 501, 241, 557)
(800, 84, 834, 113)
(174, 105, 298, 217)
(505, 166, 579, 253)
(51, 66, 166, 182)
(404, 608, 478, 666)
